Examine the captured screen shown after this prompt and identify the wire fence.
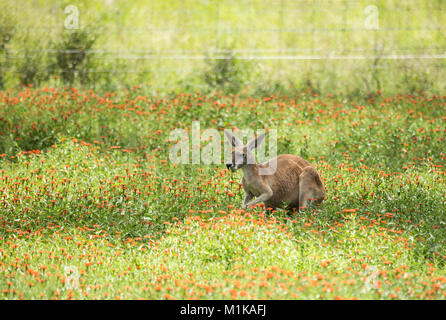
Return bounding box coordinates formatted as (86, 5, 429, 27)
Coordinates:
(6, 52, 446, 60)
(2, 0, 446, 91)
(4, 1, 446, 58)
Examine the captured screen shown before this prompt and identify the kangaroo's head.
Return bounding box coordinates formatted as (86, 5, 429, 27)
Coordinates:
(224, 131, 265, 172)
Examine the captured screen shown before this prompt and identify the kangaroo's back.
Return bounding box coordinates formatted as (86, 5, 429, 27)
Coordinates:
(259, 154, 311, 208)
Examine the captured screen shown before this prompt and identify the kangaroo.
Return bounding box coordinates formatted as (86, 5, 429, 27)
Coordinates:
(224, 131, 325, 212)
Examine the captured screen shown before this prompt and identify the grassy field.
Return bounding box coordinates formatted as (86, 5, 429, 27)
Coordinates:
(0, 87, 444, 299)
(1, 0, 446, 94)
(0, 0, 445, 301)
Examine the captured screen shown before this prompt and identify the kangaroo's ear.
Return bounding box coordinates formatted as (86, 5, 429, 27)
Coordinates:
(247, 133, 266, 151)
(224, 130, 242, 147)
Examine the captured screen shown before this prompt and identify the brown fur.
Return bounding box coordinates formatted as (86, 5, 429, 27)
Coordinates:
(225, 131, 325, 212)
(242, 155, 325, 211)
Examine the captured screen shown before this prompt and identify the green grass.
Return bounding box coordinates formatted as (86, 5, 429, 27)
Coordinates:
(1, 0, 446, 94)
(0, 0, 445, 301)
(0, 87, 444, 299)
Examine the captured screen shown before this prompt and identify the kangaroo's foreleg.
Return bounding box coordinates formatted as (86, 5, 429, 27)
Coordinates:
(242, 192, 254, 208)
(244, 187, 273, 208)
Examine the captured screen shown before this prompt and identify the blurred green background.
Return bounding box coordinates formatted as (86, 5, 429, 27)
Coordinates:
(1, 0, 445, 95)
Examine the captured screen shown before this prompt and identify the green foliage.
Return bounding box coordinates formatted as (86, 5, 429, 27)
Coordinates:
(17, 35, 46, 87)
(203, 50, 252, 94)
(0, 0, 445, 299)
(0, 12, 15, 52)
(0, 10, 15, 88)
(1, 0, 446, 94)
(48, 28, 97, 85)
(163, 214, 300, 273)
(0, 88, 445, 299)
